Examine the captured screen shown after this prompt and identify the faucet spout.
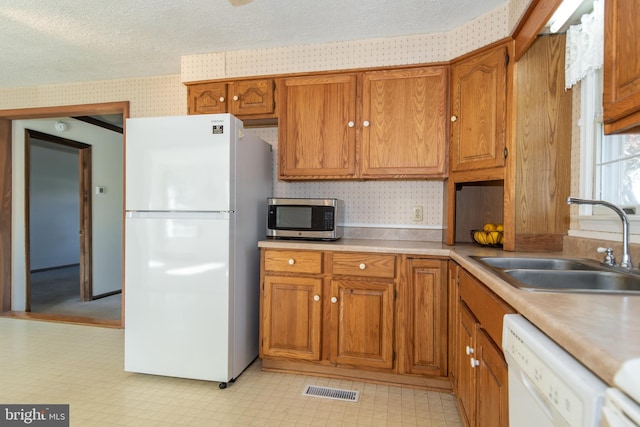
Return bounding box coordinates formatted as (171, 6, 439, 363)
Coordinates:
(567, 197, 632, 268)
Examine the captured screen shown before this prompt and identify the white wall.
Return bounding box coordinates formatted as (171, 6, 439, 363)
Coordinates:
(12, 118, 123, 309)
(29, 141, 80, 270)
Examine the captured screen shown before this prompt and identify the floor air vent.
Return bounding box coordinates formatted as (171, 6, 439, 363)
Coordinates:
(302, 385, 360, 402)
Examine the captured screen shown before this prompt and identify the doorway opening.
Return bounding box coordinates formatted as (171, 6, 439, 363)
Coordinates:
(25, 130, 96, 314)
(0, 102, 129, 328)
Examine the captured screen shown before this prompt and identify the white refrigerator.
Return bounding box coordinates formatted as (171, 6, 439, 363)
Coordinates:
(123, 114, 271, 387)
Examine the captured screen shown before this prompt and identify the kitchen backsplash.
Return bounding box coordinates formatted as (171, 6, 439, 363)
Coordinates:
(248, 128, 445, 241)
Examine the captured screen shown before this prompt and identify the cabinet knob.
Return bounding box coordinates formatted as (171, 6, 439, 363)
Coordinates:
(359, 263, 366, 270)
(313, 295, 320, 302)
(363, 120, 370, 127)
(465, 345, 474, 355)
(331, 297, 338, 304)
(288, 258, 295, 265)
(348, 121, 355, 128)
(233, 95, 239, 101)
(219, 97, 225, 103)
(451, 115, 458, 122)
(470, 357, 480, 368)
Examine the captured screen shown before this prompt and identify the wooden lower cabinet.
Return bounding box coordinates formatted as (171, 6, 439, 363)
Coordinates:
(331, 279, 395, 369)
(476, 329, 509, 427)
(262, 275, 322, 361)
(259, 248, 451, 390)
(399, 258, 448, 377)
(452, 264, 512, 427)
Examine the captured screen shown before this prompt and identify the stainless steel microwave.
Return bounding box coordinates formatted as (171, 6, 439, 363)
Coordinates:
(266, 198, 344, 241)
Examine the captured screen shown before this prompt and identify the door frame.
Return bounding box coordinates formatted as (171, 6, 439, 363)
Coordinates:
(0, 102, 129, 320)
(25, 130, 93, 310)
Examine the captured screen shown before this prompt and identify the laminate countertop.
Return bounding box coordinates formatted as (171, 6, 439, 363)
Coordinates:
(258, 238, 640, 386)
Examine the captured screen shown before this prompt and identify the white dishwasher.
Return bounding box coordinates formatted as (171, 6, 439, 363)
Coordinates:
(503, 314, 607, 427)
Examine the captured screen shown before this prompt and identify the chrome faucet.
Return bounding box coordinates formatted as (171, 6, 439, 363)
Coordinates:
(567, 197, 633, 269)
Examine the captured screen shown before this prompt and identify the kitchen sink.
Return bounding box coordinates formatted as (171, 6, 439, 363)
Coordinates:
(504, 270, 640, 293)
(471, 256, 640, 294)
(473, 256, 600, 271)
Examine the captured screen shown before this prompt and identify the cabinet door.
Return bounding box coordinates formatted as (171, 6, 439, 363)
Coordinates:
(603, 0, 640, 132)
(228, 79, 275, 116)
(262, 275, 322, 361)
(330, 279, 394, 370)
(361, 67, 448, 178)
(450, 45, 509, 172)
(456, 302, 477, 427)
(278, 74, 358, 179)
(476, 329, 509, 427)
(187, 83, 228, 115)
(400, 258, 447, 376)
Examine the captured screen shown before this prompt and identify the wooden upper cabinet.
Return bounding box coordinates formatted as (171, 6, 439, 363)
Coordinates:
(361, 67, 448, 178)
(450, 45, 509, 172)
(187, 79, 276, 118)
(278, 73, 358, 179)
(228, 79, 275, 116)
(603, 0, 640, 133)
(188, 82, 227, 115)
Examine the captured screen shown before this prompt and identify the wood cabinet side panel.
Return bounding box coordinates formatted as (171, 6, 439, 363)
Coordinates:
(514, 35, 571, 237)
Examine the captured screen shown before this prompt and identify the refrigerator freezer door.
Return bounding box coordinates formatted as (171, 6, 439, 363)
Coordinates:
(124, 214, 231, 381)
(126, 114, 234, 212)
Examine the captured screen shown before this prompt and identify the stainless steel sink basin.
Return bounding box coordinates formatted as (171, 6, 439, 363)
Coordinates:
(504, 270, 640, 294)
(470, 256, 640, 294)
(472, 256, 600, 271)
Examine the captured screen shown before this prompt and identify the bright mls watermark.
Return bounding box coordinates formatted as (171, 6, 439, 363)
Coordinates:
(0, 405, 69, 426)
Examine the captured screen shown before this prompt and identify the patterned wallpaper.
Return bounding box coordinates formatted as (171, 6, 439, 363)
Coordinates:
(0, 0, 534, 240)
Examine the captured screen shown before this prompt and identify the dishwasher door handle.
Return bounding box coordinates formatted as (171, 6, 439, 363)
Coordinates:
(520, 370, 554, 420)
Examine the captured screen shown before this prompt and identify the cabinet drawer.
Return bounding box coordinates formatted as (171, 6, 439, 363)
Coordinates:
(332, 253, 396, 278)
(264, 250, 323, 274)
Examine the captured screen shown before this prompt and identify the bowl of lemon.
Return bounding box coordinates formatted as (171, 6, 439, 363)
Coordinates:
(471, 223, 504, 247)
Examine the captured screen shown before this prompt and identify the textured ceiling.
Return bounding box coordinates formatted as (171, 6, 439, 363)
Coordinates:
(0, 0, 506, 89)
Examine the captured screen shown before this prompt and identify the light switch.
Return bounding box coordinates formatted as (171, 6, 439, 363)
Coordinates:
(95, 186, 106, 195)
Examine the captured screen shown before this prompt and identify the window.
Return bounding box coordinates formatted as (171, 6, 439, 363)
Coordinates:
(577, 68, 640, 241)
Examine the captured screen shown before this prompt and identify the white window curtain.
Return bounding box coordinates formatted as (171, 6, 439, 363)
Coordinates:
(565, 0, 604, 89)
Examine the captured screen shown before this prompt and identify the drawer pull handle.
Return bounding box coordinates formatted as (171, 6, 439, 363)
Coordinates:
(471, 357, 480, 368)
(331, 297, 338, 304)
(288, 259, 295, 265)
(465, 346, 474, 355)
(359, 263, 366, 270)
(313, 295, 320, 302)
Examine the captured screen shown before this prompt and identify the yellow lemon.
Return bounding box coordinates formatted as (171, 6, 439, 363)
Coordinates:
(483, 223, 497, 232)
(496, 224, 504, 232)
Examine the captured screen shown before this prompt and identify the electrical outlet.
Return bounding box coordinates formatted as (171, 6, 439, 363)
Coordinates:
(412, 206, 423, 222)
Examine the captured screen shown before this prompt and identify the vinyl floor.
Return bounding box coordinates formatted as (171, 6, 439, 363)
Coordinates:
(0, 317, 462, 426)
